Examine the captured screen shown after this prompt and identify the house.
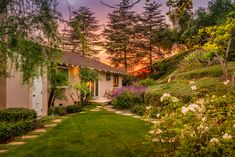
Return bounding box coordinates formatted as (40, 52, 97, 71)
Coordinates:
(54, 52, 125, 106)
(0, 52, 125, 116)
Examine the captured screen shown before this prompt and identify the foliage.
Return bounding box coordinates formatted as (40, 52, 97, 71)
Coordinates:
(137, 1, 169, 72)
(65, 6, 101, 56)
(0, 108, 37, 122)
(80, 68, 99, 82)
(150, 51, 189, 79)
(103, 0, 138, 72)
(179, 50, 215, 71)
(48, 69, 68, 109)
(112, 86, 146, 109)
(66, 104, 82, 114)
(0, 119, 39, 143)
(131, 105, 146, 116)
(48, 106, 66, 116)
(0, 0, 61, 82)
(74, 82, 91, 107)
(197, 11, 235, 80)
(74, 68, 99, 106)
(150, 95, 235, 156)
(138, 78, 155, 87)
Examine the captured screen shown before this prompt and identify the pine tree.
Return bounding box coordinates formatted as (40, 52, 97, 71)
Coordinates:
(138, 1, 169, 72)
(104, 0, 138, 72)
(66, 7, 100, 56)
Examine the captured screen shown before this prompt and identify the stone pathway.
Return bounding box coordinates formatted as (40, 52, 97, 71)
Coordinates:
(21, 135, 38, 139)
(0, 117, 65, 154)
(102, 105, 159, 124)
(8, 141, 26, 145)
(33, 129, 47, 133)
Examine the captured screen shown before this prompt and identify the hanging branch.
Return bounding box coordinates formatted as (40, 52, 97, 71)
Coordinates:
(100, 0, 144, 9)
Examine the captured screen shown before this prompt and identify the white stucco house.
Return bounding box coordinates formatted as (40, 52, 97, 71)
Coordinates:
(0, 52, 125, 116)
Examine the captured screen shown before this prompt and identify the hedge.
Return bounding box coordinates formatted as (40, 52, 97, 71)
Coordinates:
(0, 120, 39, 143)
(0, 108, 37, 122)
(66, 105, 82, 114)
(48, 106, 66, 116)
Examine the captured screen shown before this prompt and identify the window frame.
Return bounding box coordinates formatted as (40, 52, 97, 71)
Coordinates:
(113, 75, 119, 87)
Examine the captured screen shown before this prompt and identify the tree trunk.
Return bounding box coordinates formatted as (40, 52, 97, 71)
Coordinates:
(124, 50, 127, 72)
(48, 89, 55, 109)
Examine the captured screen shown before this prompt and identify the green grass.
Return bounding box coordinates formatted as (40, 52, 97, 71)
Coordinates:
(1, 111, 156, 157)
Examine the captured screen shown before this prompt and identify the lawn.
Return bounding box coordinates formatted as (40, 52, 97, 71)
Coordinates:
(1, 110, 156, 157)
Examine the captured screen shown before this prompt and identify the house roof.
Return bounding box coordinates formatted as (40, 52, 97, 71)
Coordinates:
(62, 52, 126, 75)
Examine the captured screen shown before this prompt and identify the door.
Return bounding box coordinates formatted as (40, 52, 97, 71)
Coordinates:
(32, 77, 43, 116)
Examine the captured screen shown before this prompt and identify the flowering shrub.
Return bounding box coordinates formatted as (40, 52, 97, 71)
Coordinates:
(150, 95, 235, 156)
(111, 86, 146, 109)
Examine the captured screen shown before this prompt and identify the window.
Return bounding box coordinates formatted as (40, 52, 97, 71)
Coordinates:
(106, 74, 111, 81)
(113, 75, 119, 87)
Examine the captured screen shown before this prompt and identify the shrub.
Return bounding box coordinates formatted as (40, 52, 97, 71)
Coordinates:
(112, 86, 146, 109)
(0, 108, 37, 122)
(151, 95, 235, 156)
(66, 104, 82, 113)
(48, 106, 66, 116)
(179, 50, 214, 72)
(0, 119, 39, 143)
(138, 78, 155, 87)
(131, 105, 146, 116)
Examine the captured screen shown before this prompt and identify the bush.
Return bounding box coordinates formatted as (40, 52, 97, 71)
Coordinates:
(0, 119, 39, 143)
(138, 78, 155, 87)
(179, 50, 214, 72)
(48, 106, 66, 116)
(112, 91, 141, 109)
(66, 104, 82, 113)
(112, 86, 146, 109)
(151, 95, 235, 156)
(131, 105, 146, 116)
(0, 108, 37, 122)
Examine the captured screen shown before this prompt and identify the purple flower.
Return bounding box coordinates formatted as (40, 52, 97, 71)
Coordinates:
(112, 85, 146, 98)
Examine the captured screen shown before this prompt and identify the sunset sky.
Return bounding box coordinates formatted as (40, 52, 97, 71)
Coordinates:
(57, 0, 211, 63)
(58, 0, 211, 26)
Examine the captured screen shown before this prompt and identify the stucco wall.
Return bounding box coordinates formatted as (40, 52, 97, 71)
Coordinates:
(98, 72, 123, 98)
(6, 69, 31, 109)
(54, 66, 80, 106)
(0, 77, 6, 109)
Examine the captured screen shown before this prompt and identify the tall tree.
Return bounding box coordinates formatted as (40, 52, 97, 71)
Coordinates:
(104, 0, 138, 72)
(166, 0, 193, 30)
(0, 0, 61, 83)
(65, 7, 100, 56)
(138, 1, 169, 72)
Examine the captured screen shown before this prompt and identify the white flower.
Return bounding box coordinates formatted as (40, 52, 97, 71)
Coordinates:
(223, 80, 230, 85)
(188, 103, 200, 112)
(182, 107, 189, 115)
(202, 117, 207, 122)
(196, 99, 205, 105)
(149, 130, 155, 134)
(222, 95, 226, 98)
(160, 93, 171, 102)
(156, 114, 161, 118)
(156, 129, 163, 134)
(212, 95, 216, 99)
(191, 85, 197, 91)
(146, 106, 152, 110)
(189, 81, 195, 85)
(197, 124, 209, 134)
(233, 124, 235, 128)
(209, 138, 220, 145)
(171, 97, 179, 103)
(222, 133, 232, 140)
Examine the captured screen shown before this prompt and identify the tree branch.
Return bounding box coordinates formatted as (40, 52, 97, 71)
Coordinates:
(100, 0, 143, 9)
